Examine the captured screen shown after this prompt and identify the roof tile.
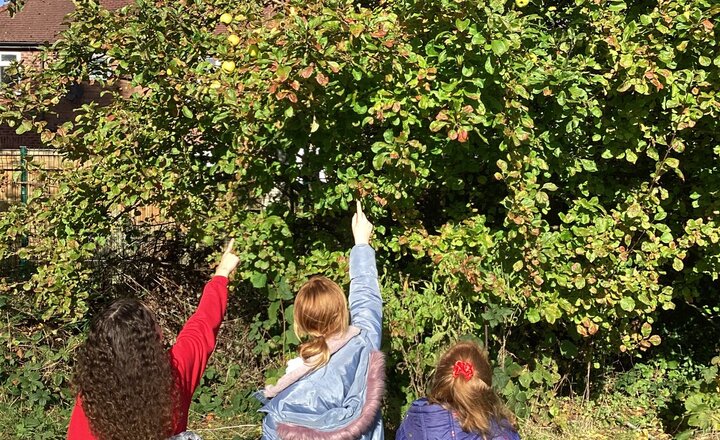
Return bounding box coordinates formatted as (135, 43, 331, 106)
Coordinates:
(0, 0, 132, 44)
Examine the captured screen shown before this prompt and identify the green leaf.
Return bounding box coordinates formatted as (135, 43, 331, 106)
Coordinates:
(619, 54, 633, 68)
(527, 308, 540, 323)
(372, 152, 388, 170)
(276, 65, 291, 81)
(685, 394, 704, 412)
(608, 0, 627, 11)
(484, 56, 495, 74)
(560, 340, 578, 357)
(455, 18, 470, 32)
(182, 106, 193, 118)
(580, 159, 597, 172)
(429, 120, 446, 132)
(665, 157, 679, 168)
(574, 277, 586, 289)
(349, 23, 365, 37)
(627, 203, 642, 218)
(250, 272, 267, 288)
(619, 297, 636, 312)
(16, 120, 32, 135)
(568, 86, 586, 99)
(672, 257, 684, 271)
(491, 40, 509, 56)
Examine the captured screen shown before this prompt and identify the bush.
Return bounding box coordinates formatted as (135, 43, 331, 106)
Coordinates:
(1, 0, 719, 436)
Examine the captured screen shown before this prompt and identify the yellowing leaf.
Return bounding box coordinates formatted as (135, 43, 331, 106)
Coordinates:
(665, 157, 680, 168)
(672, 257, 684, 271)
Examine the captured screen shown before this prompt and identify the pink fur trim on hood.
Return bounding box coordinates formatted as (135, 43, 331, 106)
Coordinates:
(277, 350, 386, 440)
(263, 326, 361, 399)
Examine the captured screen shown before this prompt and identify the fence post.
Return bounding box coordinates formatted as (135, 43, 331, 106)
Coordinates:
(20, 145, 28, 206)
(19, 146, 28, 272)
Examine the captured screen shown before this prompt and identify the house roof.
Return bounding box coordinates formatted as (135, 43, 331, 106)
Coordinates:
(0, 0, 132, 45)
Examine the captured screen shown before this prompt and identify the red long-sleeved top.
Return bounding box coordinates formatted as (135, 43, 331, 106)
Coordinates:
(67, 276, 229, 439)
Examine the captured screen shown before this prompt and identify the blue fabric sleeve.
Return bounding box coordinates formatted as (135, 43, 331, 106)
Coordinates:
(349, 244, 382, 350)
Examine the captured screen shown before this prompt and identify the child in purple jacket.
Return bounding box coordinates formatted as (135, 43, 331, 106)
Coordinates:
(396, 340, 520, 440)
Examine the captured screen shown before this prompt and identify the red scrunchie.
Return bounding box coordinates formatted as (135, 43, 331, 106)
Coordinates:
(452, 360, 474, 381)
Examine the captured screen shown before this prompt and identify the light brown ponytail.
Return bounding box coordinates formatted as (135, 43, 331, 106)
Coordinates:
(428, 340, 517, 437)
(298, 335, 330, 369)
(293, 276, 350, 370)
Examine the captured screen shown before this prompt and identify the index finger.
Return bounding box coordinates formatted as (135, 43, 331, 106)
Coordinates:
(356, 200, 362, 216)
(225, 238, 235, 253)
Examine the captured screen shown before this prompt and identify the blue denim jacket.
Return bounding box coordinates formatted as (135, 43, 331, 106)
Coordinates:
(258, 244, 384, 440)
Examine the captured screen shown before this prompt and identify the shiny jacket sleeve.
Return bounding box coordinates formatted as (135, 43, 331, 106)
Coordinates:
(262, 414, 280, 440)
(348, 244, 382, 349)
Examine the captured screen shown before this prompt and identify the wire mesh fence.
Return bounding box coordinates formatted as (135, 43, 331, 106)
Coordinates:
(0, 147, 167, 277)
(0, 147, 63, 275)
(0, 146, 163, 220)
(0, 147, 62, 211)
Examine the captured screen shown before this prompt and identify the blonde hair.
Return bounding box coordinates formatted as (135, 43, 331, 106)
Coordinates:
(293, 276, 350, 369)
(428, 340, 517, 437)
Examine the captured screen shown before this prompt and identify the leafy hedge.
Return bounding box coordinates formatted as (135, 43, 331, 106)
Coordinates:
(1, 0, 719, 435)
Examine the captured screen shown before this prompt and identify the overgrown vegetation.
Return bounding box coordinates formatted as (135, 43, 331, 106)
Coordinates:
(1, 0, 719, 437)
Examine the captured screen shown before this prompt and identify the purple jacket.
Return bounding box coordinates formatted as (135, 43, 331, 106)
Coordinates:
(396, 399, 520, 440)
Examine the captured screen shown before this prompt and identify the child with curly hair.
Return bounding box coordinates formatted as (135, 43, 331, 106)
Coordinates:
(67, 239, 240, 440)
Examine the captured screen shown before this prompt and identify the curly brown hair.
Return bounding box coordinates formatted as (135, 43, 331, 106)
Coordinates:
(74, 298, 177, 440)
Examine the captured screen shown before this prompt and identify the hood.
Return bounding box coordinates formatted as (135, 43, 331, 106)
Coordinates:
(263, 326, 362, 399)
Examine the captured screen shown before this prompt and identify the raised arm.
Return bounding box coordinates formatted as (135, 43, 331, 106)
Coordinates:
(170, 239, 240, 400)
(349, 201, 382, 349)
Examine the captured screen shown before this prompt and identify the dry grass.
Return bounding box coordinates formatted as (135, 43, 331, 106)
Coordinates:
(519, 396, 672, 440)
(189, 414, 261, 440)
(183, 396, 711, 440)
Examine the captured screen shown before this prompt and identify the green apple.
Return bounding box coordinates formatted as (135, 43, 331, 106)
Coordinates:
(221, 61, 236, 73)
